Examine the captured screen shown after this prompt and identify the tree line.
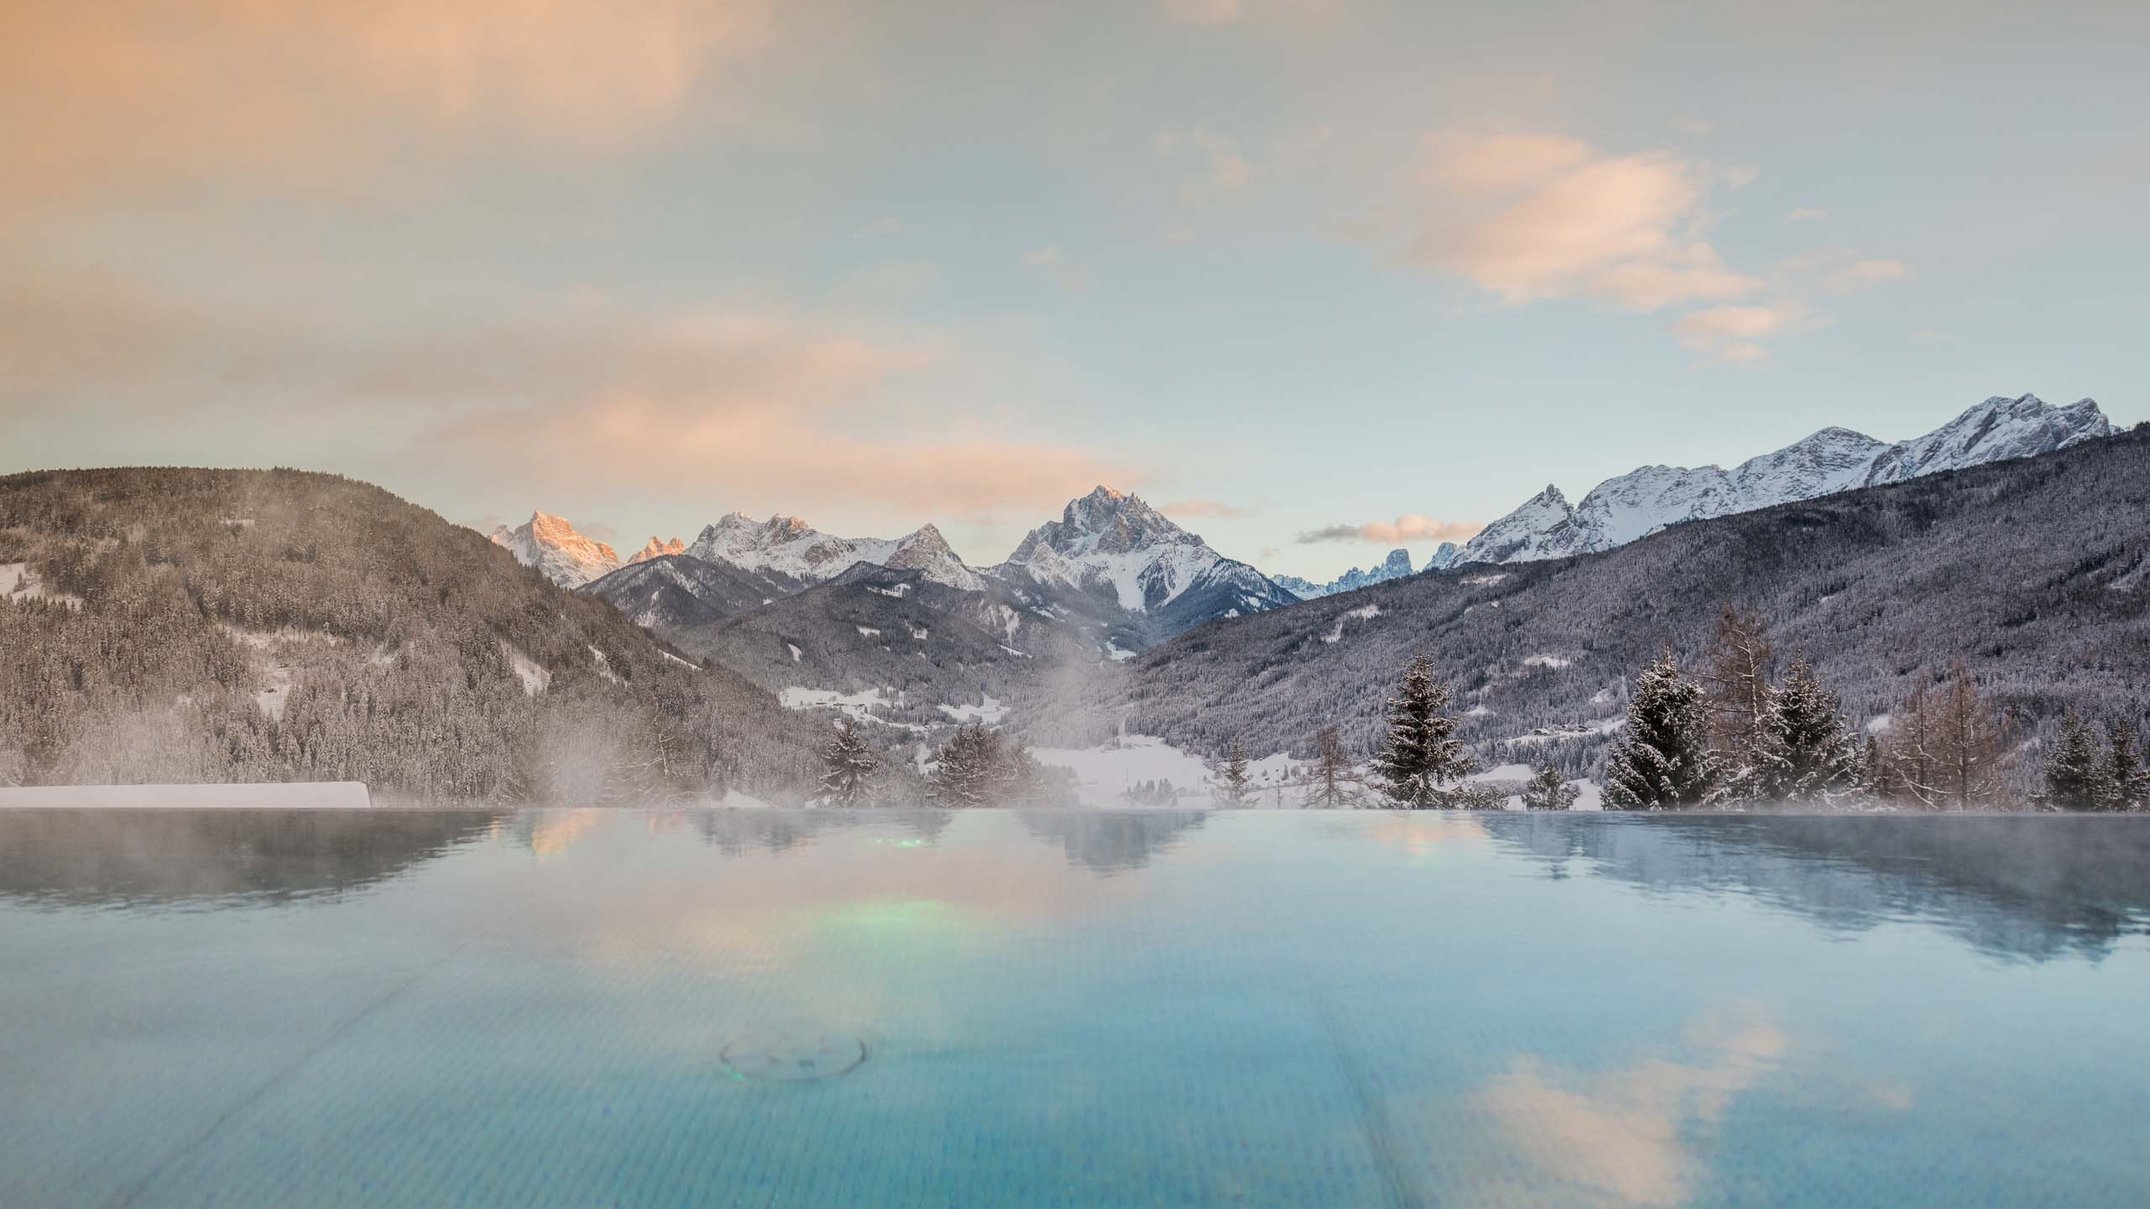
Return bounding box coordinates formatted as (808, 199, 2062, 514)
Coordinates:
(1158, 601, 2148, 812)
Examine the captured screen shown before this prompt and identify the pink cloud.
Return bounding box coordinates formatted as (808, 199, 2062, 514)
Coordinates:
(0, 0, 777, 214)
(1672, 304, 1803, 363)
(1299, 515, 1480, 544)
(1413, 132, 1762, 311)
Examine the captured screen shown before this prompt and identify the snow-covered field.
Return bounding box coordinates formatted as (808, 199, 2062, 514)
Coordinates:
(1031, 736, 1218, 806)
(1025, 736, 1605, 811)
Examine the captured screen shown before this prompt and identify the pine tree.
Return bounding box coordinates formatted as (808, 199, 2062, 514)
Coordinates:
(1521, 764, 1580, 811)
(816, 720, 879, 806)
(2042, 710, 2113, 811)
(2109, 721, 2150, 811)
(1372, 653, 1475, 808)
(1217, 741, 1251, 805)
(1603, 652, 1716, 810)
(1309, 724, 1352, 808)
(1750, 655, 1860, 805)
(931, 722, 1004, 807)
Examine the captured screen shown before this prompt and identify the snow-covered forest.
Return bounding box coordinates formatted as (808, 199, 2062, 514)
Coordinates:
(0, 469, 821, 803)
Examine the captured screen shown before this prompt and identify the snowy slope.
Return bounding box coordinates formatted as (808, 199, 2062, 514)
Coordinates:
(583, 553, 803, 629)
(991, 487, 1297, 631)
(489, 512, 622, 587)
(1459, 394, 2115, 565)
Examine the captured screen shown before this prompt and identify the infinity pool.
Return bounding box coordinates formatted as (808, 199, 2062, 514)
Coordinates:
(3, 810, 2146, 1208)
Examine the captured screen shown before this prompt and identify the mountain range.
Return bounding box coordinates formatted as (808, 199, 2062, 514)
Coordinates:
(1084, 421, 2150, 790)
(493, 487, 1301, 654)
(9, 390, 2131, 803)
(1459, 393, 2112, 564)
(1273, 546, 1460, 600)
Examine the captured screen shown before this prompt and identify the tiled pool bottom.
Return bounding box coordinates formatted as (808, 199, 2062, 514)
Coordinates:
(3, 811, 2148, 1208)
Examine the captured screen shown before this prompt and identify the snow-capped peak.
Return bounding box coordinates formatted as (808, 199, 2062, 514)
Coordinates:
(683, 511, 988, 591)
(1457, 485, 1580, 565)
(995, 486, 1295, 622)
(629, 536, 685, 565)
(884, 523, 987, 592)
(1863, 393, 2113, 486)
(686, 513, 898, 581)
(1459, 394, 2116, 566)
(489, 511, 622, 587)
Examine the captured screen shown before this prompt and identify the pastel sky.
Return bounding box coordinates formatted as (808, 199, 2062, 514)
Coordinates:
(3, 0, 2144, 579)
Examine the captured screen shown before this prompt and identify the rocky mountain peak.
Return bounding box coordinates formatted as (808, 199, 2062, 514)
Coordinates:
(489, 511, 622, 587)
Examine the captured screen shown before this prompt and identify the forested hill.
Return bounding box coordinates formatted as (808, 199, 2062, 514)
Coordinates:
(1103, 425, 2150, 776)
(0, 468, 820, 803)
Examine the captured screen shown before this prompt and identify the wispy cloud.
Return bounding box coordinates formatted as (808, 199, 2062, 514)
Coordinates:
(1298, 515, 1479, 544)
(1789, 207, 1828, 222)
(0, 271, 1127, 522)
(0, 0, 778, 215)
(1411, 132, 1762, 311)
(1672, 304, 1803, 363)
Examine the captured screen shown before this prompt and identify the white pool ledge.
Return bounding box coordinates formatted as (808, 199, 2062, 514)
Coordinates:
(0, 782, 372, 809)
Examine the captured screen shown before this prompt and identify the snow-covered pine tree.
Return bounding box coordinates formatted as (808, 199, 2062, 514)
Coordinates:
(817, 719, 879, 806)
(1308, 724, 1352, 808)
(1603, 652, 1716, 810)
(1217, 741, 1251, 805)
(1701, 604, 1775, 795)
(2109, 720, 2150, 811)
(2042, 710, 2113, 810)
(1750, 655, 1860, 805)
(1372, 653, 1474, 808)
(931, 722, 1004, 807)
(1521, 764, 1580, 811)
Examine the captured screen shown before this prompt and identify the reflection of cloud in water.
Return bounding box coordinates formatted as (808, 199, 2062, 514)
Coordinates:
(1016, 810, 1207, 875)
(1473, 1005, 1788, 1208)
(1359, 814, 1489, 860)
(504, 809, 610, 859)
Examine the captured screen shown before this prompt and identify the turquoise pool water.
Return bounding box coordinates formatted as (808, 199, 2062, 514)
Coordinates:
(2, 810, 2146, 1208)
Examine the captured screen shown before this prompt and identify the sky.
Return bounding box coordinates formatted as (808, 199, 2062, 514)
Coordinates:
(3, 0, 2145, 580)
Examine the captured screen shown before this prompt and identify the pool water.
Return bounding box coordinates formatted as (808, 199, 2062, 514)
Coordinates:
(2, 810, 2146, 1208)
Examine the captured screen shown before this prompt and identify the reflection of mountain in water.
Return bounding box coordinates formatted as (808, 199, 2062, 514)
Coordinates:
(1019, 810, 1208, 876)
(0, 810, 500, 907)
(690, 809, 955, 857)
(1488, 815, 2150, 963)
